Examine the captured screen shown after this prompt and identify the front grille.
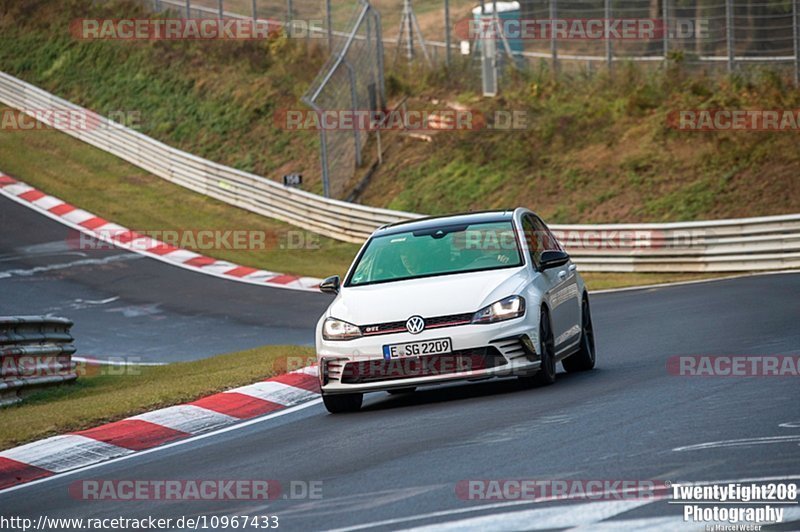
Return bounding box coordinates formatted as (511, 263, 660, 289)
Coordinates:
(361, 312, 474, 336)
(340, 347, 507, 384)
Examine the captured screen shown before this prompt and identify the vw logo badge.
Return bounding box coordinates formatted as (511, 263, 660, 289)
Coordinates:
(406, 315, 425, 334)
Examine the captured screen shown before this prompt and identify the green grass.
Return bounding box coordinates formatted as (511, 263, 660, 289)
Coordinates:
(2, 1, 798, 221)
(1, 0, 796, 287)
(0, 107, 359, 279)
(365, 63, 800, 222)
(0, 0, 327, 192)
(581, 272, 730, 291)
(0, 345, 316, 451)
(0, 106, 731, 289)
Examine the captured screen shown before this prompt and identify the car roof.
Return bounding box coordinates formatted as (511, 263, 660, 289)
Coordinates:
(375, 210, 517, 237)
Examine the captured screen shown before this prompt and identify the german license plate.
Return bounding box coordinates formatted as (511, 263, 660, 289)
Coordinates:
(383, 338, 452, 360)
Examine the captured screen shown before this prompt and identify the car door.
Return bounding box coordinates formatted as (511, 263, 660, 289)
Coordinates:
(528, 215, 580, 353)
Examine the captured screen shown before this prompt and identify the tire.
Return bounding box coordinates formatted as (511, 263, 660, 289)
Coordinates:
(322, 392, 363, 413)
(520, 307, 556, 387)
(387, 387, 416, 395)
(563, 296, 596, 373)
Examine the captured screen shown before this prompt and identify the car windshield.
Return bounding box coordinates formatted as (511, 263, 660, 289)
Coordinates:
(346, 220, 523, 286)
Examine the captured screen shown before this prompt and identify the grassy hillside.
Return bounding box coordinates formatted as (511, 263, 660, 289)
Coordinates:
(1, 0, 798, 224)
(0, 0, 328, 189)
(367, 62, 800, 222)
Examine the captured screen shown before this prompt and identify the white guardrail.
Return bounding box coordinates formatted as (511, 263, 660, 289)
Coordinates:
(1, 71, 799, 273)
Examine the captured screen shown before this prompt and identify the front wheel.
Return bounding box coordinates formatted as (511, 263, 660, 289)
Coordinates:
(322, 392, 363, 413)
(563, 296, 596, 373)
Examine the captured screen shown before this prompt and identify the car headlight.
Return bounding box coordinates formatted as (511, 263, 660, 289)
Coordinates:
(472, 296, 525, 324)
(322, 317, 362, 341)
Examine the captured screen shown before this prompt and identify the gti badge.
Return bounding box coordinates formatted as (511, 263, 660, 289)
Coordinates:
(405, 315, 425, 334)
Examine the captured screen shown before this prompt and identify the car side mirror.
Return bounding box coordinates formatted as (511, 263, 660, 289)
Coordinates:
(319, 275, 341, 294)
(539, 250, 570, 271)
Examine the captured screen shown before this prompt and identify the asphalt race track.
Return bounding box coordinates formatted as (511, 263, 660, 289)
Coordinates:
(0, 262, 798, 529)
(0, 195, 331, 362)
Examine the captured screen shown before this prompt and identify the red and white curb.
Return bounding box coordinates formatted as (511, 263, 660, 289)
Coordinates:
(0, 172, 322, 292)
(0, 365, 320, 490)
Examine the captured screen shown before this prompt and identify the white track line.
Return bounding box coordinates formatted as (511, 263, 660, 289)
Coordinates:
(398, 500, 652, 531)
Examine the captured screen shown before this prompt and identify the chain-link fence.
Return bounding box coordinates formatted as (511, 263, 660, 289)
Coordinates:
(302, 1, 386, 199)
(147, 0, 798, 193)
(151, 0, 386, 198)
(393, 0, 799, 93)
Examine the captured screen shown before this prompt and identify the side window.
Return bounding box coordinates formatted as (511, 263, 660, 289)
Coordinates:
(524, 214, 562, 269)
(521, 215, 543, 268)
(537, 217, 563, 252)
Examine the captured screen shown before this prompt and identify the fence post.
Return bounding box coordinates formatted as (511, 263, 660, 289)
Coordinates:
(320, 128, 330, 197)
(605, 0, 612, 70)
(662, 0, 668, 60)
(444, 0, 452, 67)
(287, 0, 293, 28)
(185, 0, 191, 18)
(218, 0, 224, 18)
(404, 0, 414, 60)
(550, 0, 558, 74)
(726, 0, 734, 73)
(251, 0, 257, 21)
(327, 0, 333, 49)
(374, 9, 386, 109)
(346, 63, 362, 168)
(794, 0, 799, 86)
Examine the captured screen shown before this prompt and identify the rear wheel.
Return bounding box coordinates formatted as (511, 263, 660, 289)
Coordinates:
(520, 307, 556, 387)
(322, 392, 363, 413)
(563, 296, 596, 373)
(387, 387, 416, 395)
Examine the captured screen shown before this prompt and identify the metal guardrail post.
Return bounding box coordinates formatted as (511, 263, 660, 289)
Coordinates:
(726, 0, 734, 73)
(185, 0, 191, 18)
(251, 0, 257, 22)
(218, 0, 224, 18)
(286, 0, 293, 28)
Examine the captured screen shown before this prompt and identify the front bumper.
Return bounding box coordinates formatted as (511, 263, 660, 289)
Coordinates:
(317, 321, 541, 394)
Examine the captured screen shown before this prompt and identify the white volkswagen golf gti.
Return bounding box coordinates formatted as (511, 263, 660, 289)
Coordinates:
(315, 208, 596, 413)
